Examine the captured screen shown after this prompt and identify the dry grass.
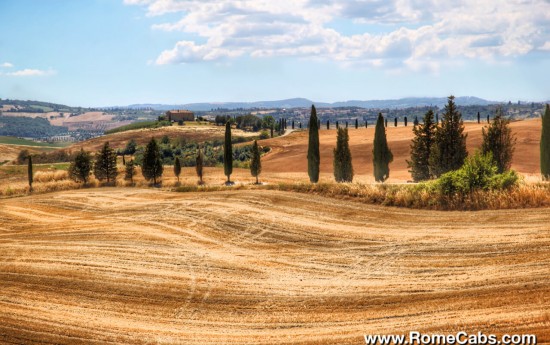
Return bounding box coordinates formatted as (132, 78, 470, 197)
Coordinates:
(33, 170, 68, 183)
(0, 188, 548, 344)
(266, 181, 550, 210)
(3, 164, 550, 211)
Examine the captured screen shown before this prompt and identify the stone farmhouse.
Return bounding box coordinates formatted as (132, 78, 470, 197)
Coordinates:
(166, 110, 194, 122)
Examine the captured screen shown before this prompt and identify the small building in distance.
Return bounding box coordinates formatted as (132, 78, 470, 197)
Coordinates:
(166, 110, 194, 122)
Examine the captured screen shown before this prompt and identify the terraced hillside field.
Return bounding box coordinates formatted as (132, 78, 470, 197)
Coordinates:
(1, 188, 548, 344)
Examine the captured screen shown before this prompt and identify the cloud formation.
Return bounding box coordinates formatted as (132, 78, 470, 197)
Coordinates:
(125, 0, 550, 70)
(1, 62, 14, 68)
(6, 68, 56, 77)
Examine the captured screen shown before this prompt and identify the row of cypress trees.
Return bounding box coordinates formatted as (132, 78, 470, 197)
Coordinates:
(27, 101, 550, 190)
(307, 104, 393, 183)
(65, 121, 263, 186)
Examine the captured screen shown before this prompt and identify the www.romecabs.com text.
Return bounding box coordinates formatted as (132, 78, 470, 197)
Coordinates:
(364, 331, 537, 345)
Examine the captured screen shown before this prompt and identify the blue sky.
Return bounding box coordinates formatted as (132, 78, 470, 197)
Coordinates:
(0, 0, 549, 107)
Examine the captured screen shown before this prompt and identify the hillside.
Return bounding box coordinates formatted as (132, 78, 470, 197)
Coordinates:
(259, 119, 542, 182)
(127, 96, 496, 111)
(67, 123, 258, 152)
(0, 188, 548, 344)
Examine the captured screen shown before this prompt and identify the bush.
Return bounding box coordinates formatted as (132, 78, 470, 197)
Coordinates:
(489, 170, 520, 190)
(434, 152, 518, 196)
(259, 130, 270, 140)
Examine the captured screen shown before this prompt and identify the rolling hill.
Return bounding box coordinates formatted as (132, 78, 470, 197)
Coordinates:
(0, 188, 548, 344)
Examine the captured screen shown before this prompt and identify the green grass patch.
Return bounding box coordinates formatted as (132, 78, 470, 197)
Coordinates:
(105, 120, 172, 134)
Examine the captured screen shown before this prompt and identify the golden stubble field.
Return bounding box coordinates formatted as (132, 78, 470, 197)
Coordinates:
(1, 188, 549, 344)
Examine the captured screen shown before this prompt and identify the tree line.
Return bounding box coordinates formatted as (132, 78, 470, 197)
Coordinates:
(24, 99, 550, 192)
(307, 97, 550, 190)
(46, 121, 265, 187)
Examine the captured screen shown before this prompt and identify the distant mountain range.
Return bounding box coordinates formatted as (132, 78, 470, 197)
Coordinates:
(127, 96, 497, 111)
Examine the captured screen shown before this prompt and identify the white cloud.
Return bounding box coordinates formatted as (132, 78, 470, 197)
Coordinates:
(126, 0, 550, 70)
(6, 68, 56, 77)
(1, 62, 14, 68)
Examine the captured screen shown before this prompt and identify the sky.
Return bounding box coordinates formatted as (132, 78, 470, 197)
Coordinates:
(0, 0, 549, 107)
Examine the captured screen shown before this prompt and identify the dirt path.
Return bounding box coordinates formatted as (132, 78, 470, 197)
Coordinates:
(0, 188, 549, 344)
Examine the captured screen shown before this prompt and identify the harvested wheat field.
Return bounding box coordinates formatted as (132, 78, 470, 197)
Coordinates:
(261, 119, 542, 183)
(1, 188, 548, 344)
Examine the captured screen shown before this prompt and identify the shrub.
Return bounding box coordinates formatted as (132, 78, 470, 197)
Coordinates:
(259, 130, 270, 140)
(434, 152, 518, 196)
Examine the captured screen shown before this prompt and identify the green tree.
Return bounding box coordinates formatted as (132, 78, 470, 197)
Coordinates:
(161, 135, 170, 145)
(540, 104, 550, 179)
(407, 110, 436, 181)
(307, 105, 320, 183)
(481, 107, 516, 173)
(196, 147, 204, 185)
(333, 128, 353, 182)
(94, 142, 118, 183)
(429, 96, 468, 177)
(142, 138, 163, 185)
(250, 140, 262, 184)
(373, 113, 393, 182)
(355, 118, 359, 129)
(69, 148, 92, 184)
(124, 160, 136, 184)
(28, 156, 33, 192)
(174, 156, 181, 182)
(224, 121, 233, 183)
(124, 139, 137, 155)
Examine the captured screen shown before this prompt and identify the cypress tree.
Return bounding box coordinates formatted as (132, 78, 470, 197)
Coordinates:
(318, 119, 321, 128)
(407, 110, 436, 181)
(196, 147, 204, 185)
(365, 121, 368, 128)
(292, 120, 295, 129)
(94, 142, 118, 183)
(413, 116, 419, 126)
(307, 105, 320, 183)
(385, 118, 388, 128)
(436, 113, 439, 124)
(250, 140, 262, 184)
(336, 120, 339, 129)
(355, 118, 359, 129)
(333, 128, 353, 182)
(174, 156, 181, 182)
(487, 114, 490, 123)
(477, 112, 481, 124)
(429, 96, 468, 177)
(373, 113, 393, 182)
(28, 156, 33, 192)
(540, 104, 550, 179)
(345, 121, 348, 128)
(142, 138, 163, 185)
(394, 118, 398, 127)
(404, 116, 408, 127)
(481, 107, 516, 173)
(270, 124, 274, 138)
(224, 121, 233, 184)
(69, 148, 92, 184)
(327, 120, 330, 130)
(299, 122, 302, 129)
(124, 160, 135, 184)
